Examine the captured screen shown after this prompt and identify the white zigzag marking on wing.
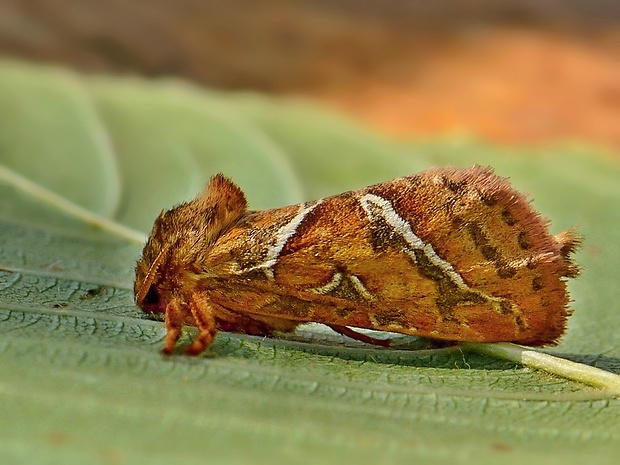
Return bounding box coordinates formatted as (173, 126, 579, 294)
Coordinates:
(236, 199, 324, 276)
(348, 275, 373, 300)
(313, 272, 344, 294)
(359, 193, 507, 310)
(359, 193, 467, 288)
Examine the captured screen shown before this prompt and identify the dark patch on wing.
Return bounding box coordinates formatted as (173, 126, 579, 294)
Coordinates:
(518, 231, 531, 250)
(501, 208, 516, 226)
(532, 276, 544, 291)
(497, 266, 518, 279)
(412, 249, 485, 316)
(372, 308, 410, 328)
(441, 176, 467, 194)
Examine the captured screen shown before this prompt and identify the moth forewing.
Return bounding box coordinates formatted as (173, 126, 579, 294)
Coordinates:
(135, 166, 580, 355)
(204, 194, 531, 344)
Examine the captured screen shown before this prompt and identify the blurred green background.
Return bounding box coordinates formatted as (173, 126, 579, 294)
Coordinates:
(2, 0, 619, 149)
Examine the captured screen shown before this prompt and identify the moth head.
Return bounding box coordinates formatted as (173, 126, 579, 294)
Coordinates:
(134, 173, 247, 313)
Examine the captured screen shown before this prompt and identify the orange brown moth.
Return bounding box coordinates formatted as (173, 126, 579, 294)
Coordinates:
(134, 166, 580, 356)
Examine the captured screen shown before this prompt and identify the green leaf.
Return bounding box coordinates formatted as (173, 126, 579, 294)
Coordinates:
(1, 61, 620, 465)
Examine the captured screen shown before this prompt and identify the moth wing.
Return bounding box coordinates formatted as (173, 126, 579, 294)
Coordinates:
(205, 166, 574, 345)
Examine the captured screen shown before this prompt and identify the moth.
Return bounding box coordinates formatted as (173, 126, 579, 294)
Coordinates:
(134, 166, 580, 355)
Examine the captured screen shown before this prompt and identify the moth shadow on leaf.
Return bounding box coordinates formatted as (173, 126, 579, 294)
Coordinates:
(188, 326, 510, 370)
(174, 327, 620, 378)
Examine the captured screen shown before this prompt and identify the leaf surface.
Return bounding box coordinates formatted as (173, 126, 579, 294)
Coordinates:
(1, 61, 620, 465)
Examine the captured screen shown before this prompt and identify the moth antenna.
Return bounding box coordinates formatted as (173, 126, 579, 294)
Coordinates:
(136, 248, 166, 305)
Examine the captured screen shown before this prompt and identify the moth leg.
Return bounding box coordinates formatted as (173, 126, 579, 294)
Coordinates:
(328, 324, 391, 348)
(163, 300, 184, 355)
(185, 293, 218, 356)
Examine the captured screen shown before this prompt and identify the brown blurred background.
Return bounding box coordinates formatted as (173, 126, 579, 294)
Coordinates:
(1, 0, 619, 150)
